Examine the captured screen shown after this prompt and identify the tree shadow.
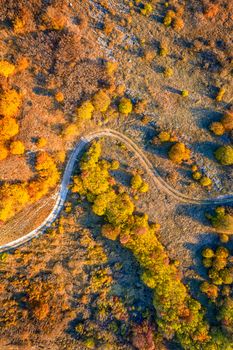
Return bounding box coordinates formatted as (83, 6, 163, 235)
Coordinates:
(190, 107, 222, 130)
(190, 140, 221, 162)
(164, 86, 181, 95)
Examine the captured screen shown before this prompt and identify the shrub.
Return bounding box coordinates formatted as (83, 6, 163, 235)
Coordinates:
(140, 3, 153, 16)
(55, 91, 64, 102)
(139, 182, 149, 193)
(202, 248, 215, 258)
(118, 97, 133, 115)
(0, 60, 15, 78)
(111, 160, 120, 170)
(92, 90, 111, 112)
(181, 90, 189, 97)
(163, 10, 176, 27)
(159, 44, 168, 57)
(106, 61, 118, 76)
(219, 269, 233, 285)
(36, 137, 47, 148)
(200, 176, 212, 187)
(0, 143, 8, 160)
(200, 281, 218, 300)
(0, 183, 30, 222)
(173, 18, 184, 31)
(215, 247, 229, 259)
(131, 174, 143, 190)
(101, 224, 121, 240)
(209, 207, 233, 234)
(63, 123, 79, 139)
(219, 234, 229, 243)
(210, 122, 225, 136)
(202, 258, 213, 268)
(0, 117, 19, 140)
(216, 87, 225, 102)
(192, 171, 202, 180)
(158, 131, 171, 142)
(10, 140, 25, 155)
(76, 100, 94, 120)
(215, 145, 233, 165)
(168, 142, 191, 164)
(0, 89, 22, 118)
(164, 67, 173, 78)
(221, 111, 233, 131)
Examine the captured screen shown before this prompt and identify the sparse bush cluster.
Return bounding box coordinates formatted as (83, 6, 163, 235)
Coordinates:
(191, 165, 212, 188)
(210, 110, 233, 136)
(163, 6, 184, 32)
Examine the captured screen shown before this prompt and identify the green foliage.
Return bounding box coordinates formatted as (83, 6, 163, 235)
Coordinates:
(110, 160, 120, 170)
(200, 176, 212, 187)
(202, 248, 215, 259)
(131, 174, 149, 193)
(209, 207, 233, 234)
(215, 145, 233, 166)
(140, 3, 153, 16)
(192, 171, 202, 181)
(118, 97, 133, 115)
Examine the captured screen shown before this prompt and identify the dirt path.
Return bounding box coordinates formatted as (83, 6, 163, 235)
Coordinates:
(0, 128, 232, 253)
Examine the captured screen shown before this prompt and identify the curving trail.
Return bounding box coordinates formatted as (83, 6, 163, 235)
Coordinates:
(0, 128, 232, 253)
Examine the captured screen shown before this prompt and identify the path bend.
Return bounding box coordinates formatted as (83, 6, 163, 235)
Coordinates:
(0, 128, 232, 252)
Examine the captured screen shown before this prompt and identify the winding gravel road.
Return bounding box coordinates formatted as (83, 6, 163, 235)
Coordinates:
(0, 128, 232, 253)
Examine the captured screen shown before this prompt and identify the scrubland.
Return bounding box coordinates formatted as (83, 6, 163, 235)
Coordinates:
(0, 0, 232, 349)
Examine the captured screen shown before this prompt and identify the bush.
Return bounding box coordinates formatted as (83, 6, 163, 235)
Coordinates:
(0, 89, 22, 118)
(0, 183, 30, 222)
(0, 60, 15, 78)
(216, 87, 225, 102)
(202, 248, 215, 258)
(192, 171, 202, 180)
(10, 140, 25, 155)
(111, 160, 120, 170)
(55, 91, 64, 102)
(36, 137, 47, 148)
(92, 90, 111, 112)
(76, 100, 94, 120)
(209, 207, 233, 234)
(163, 10, 176, 27)
(164, 67, 173, 78)
(0, 117, 19, 140)
(168, 142, 191, 164)
(158, 131, 171, 142)
(200, 281, 218, 300)
(118, 97, 133, 115)
(210, 122, 225, 136)
(215, 145, 233, 165)
(173, 17, 184, 31)
(101, 224, 121, 240)
(202, 258, 213, 268)
(181, 90, 189, 97)
(140, 3, 153, 16)
(0, 143, 8, 160)
(200, 176, 212, 187)
(131, 174, 143, 190)
(221, 111, 233, 131)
